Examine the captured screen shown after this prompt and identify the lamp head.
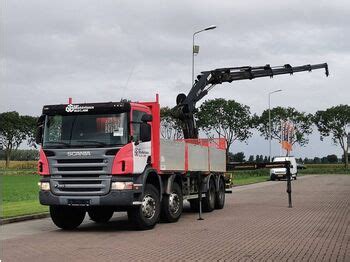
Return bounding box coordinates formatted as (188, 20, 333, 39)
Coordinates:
(205, 25, 217, 31)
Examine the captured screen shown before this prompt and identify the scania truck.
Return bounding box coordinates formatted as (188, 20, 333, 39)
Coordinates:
(36, 63, 328, 230)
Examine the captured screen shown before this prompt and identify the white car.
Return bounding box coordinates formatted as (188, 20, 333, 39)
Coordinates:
(270, 156, 298, 181)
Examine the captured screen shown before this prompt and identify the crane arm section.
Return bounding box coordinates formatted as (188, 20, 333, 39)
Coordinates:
(173, 63, 329, 139)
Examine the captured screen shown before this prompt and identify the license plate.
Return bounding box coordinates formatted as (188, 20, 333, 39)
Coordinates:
(68, 199, 90, 206)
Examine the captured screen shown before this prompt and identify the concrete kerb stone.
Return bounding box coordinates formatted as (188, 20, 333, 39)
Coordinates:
(0, 213, 49, 225)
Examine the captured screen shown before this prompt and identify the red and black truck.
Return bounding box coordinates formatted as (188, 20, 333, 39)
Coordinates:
(36, 63, 328, 230)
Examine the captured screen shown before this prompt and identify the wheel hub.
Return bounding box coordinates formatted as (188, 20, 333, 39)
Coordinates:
(169, 193, 180, 214)
(141, 195, 156, 219)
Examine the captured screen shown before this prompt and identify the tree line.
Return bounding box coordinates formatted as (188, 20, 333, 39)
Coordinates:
(228, 152, 347, 165)
(161, 100, 349, 168)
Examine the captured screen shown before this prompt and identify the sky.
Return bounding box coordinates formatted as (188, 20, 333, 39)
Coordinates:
(1, 0, 349, 158)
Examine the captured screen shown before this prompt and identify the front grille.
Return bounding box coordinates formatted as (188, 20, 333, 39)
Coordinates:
(46, 149, 117, 196)
(51, 158, 109, 176)
(58, 166, 103, 172)
(51, 178, 110, 196)
(57, 159, 104, 164)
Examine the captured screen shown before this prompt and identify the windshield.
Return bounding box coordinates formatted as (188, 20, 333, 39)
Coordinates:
(43, 113, 128, 148)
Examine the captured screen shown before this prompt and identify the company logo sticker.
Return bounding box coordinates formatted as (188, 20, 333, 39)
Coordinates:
(134, 148, 150, 157)
(65, 104, 94, 113)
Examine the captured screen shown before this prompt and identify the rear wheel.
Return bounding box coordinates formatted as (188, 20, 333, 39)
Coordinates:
(215, 177, 225, 209)
(203, 179, 215, 212)
(88, 207, 114, 223)
(50, 206, 85, 230)
(128, 184, 160, 230)
(161, 182, 183, 222)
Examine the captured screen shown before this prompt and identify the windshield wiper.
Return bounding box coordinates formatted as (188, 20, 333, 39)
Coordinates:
(44, 141, 71, 148)
(75, 140, 108, 147)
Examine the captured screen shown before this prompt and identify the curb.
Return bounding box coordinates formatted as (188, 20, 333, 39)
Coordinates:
(0, 213, 50, 225)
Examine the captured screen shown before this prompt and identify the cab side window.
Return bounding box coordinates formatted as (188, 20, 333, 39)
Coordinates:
(132, 110, 146, 142)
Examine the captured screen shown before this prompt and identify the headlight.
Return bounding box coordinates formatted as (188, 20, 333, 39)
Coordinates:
(111, 182, 133, 190)
(38, 182, 50, 191)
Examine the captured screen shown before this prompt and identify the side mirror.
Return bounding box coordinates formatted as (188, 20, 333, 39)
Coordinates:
(140, 123, 151, 142)
(141, 114, 152, 122)
(35, 115, 45, 145)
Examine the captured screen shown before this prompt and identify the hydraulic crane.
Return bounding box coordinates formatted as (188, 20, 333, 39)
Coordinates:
(173, 63, 329, 139)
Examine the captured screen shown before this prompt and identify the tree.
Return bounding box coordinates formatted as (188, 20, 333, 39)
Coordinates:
(321, 157, 328, 164)
(0, 111, 37, 167)
(256, 154, 261, 163)
(230, 152, 245, 162)
(196, 98, 252, 158)
(313, 157, 321, 164)
(248, 155, 254, 162)
(160, 107, 183, 140)
(255, 107, 313, 154)
(326, 154, 338, 163)
(314, 105, 350, 168)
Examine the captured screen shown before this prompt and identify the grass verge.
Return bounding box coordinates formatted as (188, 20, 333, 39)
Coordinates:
(2, 201, 48, 219)
(228, 169, 270, 186)
(299, 164, 350, 175)
(1, 172, 48, 219)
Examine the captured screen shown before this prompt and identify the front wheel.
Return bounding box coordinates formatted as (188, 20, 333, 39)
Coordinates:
(88, 207, 114, 223)
(50, 206, 85, 230)
(128, 184, 160, 230)
(161, 182, 183, 223)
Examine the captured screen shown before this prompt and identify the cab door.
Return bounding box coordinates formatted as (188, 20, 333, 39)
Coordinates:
(131, 109, 151, 173)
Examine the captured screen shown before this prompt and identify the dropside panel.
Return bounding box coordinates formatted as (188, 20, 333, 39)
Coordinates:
(160, 139, 185, 171)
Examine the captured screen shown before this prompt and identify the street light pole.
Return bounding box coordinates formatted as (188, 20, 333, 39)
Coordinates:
(192, 25, 216, 87)
(268, 89, 282, 161)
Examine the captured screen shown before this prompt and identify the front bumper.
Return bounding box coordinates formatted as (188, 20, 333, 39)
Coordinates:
(39, 176, 142, 207)
(271, 173, 296, 179)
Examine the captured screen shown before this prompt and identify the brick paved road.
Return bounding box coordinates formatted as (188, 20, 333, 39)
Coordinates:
(1, 175, 349, 261)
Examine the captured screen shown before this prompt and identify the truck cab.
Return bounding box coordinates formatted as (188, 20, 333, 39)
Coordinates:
(270, 156, 298, 181)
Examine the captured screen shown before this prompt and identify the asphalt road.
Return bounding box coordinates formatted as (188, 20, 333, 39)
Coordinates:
(1, 175, 349, 261)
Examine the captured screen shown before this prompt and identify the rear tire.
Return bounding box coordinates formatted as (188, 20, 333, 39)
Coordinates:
(50, 206, 85, 230)
(88, 207, 114, 223)
(128, 184, 160, 230)
(215, 177, 225, 209)
(203, 179, 215, 212)
(270, 175, 276, 181)
(161, 182, 183, 223)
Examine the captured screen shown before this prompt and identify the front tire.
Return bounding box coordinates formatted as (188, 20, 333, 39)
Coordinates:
(50, 206, 85, 230)
(128, 184, 160, 230)
(161, 182, 183, 223)
(88, 207, 114, 223)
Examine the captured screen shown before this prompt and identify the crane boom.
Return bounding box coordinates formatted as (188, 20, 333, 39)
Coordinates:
(173, 62, 329, 139)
